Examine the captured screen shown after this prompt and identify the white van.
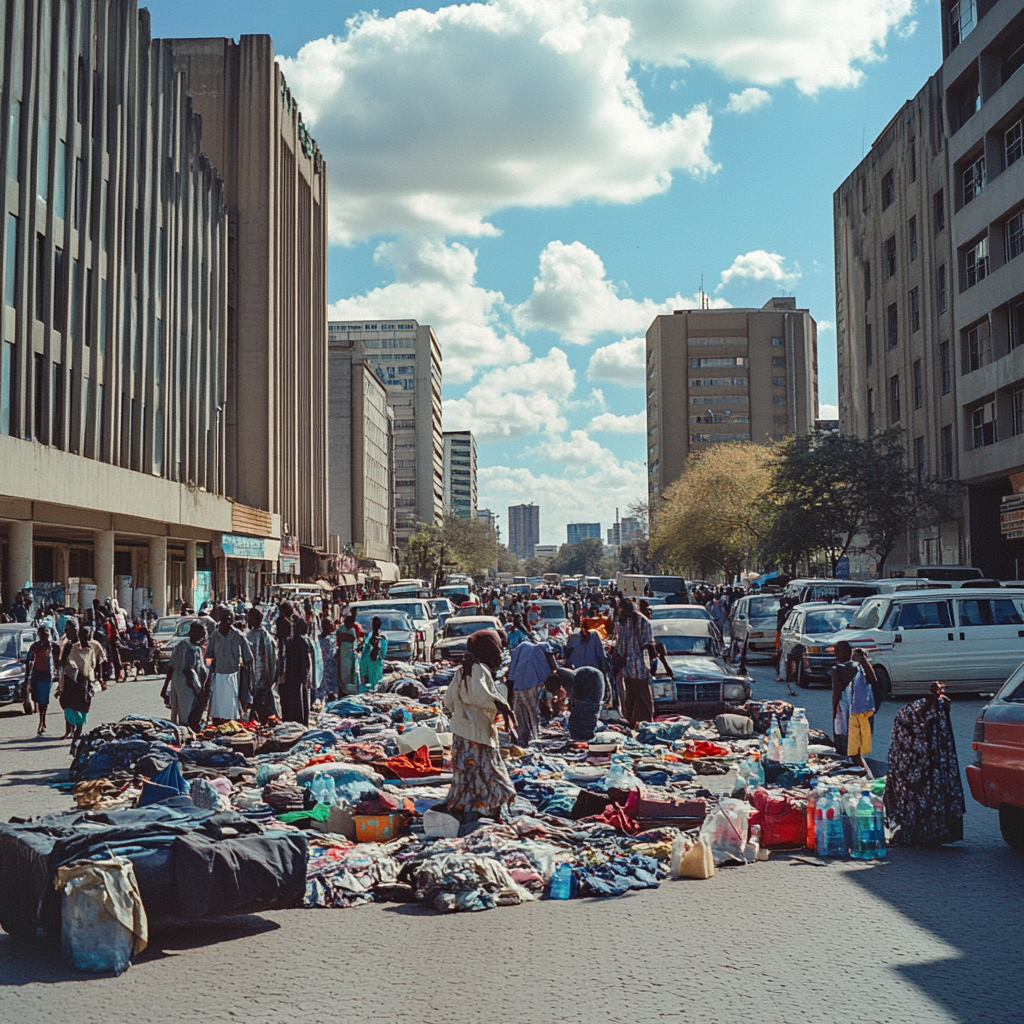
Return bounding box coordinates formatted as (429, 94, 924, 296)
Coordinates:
(349, 597, 439, 658)
(832, 588, 1024, 696)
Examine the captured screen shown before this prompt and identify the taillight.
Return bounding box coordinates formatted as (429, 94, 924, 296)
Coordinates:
(416, 631, 424, 641)
(972, 713, 986, 745)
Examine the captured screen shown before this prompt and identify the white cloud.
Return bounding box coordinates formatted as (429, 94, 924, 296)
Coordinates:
(717, 249, 801, 292)
(327, 238, 529, 384)
(515, 240, 728, 344)
(817, 319, 835, 331)
(725, 87, 771, 114)
(589, 411, 646, 433)
(599, 0, 917, 95)
(281, 2, 717, 242)
(442, 348, 576, 443)
(819, 403, 838, 419)
(587, 336, 646, 388)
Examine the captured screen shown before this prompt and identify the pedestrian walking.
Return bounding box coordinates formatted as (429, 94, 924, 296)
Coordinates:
(358, 616, 388, 693)
(24, 625, 56, 735)
(280, 618, 314, 725)
(246, 608, 279, 722)
(58, 625, 95, 756)
(615, 598, 656, 727)
(335, 613, 360, 696)
(206, 604, 254, 724)
(161, 622, 208, 728)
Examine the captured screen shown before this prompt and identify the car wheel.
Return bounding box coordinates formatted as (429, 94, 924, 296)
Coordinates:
(999, 804, 1024, 851)
(874, 666, 892, 699)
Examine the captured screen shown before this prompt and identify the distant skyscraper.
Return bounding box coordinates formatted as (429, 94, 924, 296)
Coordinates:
(443, 431, 477, 518)
(567, 522, 601, 545)
(508, 504, 540, 560)
(476, 509, 496, 535)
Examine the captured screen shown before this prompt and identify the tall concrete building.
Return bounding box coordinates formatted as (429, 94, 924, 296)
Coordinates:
(476, 508, 496, 535)
(834, 0, 1024, 575)
(567, 522, 601, 545)
(442, 430, 477, 518)
(168, 36, 329, 570)
(328, 320, 443, 545)
(508, 503, 539, 560)
(608, 516, 642, 548)
(646, 298, 819, 503)
(327, 341, 396, 572)
(0, 0, 240, 613)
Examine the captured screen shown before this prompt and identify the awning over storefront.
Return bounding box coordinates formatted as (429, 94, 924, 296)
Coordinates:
(339, 574, 357, 587)
(360, 559, 400, 582)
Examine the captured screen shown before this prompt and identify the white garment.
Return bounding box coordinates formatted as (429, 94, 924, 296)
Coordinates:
(442, 662, 504, 748)
(208, 671, 240, 720)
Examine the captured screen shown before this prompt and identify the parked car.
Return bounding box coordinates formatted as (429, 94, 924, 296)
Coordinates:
(830, 588, 1024, 696)
(0, 624, 37, 713)
(154, 616, 205, 673)
(648, 604, 713, 623)
(966, 664, 1024, 849)
(730, 594, 782, 653)
(427, 597, 455, 629)
(437, 584, 471, 606)
(348, 598, 438, 654)
(779, 603, 860, 685)
(431, 616, 506, 664)
(534, 599, 569, 634)
(354, 612, 418, 661)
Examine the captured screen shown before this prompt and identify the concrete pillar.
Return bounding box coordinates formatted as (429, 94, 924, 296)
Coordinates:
(8, 520, 34, 602)
(149, 536, 168, 616)
(94, 530, 115, 604)
(185, 539, 197, 612)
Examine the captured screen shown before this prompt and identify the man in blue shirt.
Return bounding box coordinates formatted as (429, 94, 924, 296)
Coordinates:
(564, 624, 608, 674)
(508, 639, 558, 747)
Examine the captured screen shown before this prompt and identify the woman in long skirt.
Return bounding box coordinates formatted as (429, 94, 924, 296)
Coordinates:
(335, 614, 360, 696)
(279, 618, 313, 726)
(358, 616, 388, 693)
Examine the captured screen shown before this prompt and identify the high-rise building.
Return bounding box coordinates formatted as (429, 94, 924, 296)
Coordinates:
(168, 35, 329, 570)
(608, 516, 642, 548)
(328, 320, 443, 545)
(508, 503, 539, 560)
(327, 344, 396, 572)
(834, 0, 1024, 575)
(567, 522, 601, 545)
(476, 508, 496, 535)
(532, 544, 558, 559)
(646, 298, 818, 505)
(443, 430, 477, 518)
(0, 0, 239, 613)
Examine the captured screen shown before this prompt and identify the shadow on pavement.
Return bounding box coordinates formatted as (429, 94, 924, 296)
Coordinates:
(846, 844, 1024, 1023)
(0, 915, 280, 983)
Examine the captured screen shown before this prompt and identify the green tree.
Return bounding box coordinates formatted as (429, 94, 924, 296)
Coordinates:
(401, 514, 505, 586)
(551, 538, 606, 577)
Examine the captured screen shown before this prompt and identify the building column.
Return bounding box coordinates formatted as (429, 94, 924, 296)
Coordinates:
(185, 539, 197, 611)
(94, 530, 115, 604)
(149, 536, 168, 616)
(8, 520, 34, 602)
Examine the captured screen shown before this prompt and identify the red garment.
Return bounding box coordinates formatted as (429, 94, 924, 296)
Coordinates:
(748, 787, 808, 847)
(681, 740, 731, 760)
(585, 788, 642, 835)
(382, 745, 441, 779)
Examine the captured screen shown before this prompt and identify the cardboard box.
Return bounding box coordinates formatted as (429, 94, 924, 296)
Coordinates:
(354, 813, 404, 843)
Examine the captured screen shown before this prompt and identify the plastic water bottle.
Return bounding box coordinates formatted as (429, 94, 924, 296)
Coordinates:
(841, 784, 861, 856)
(815, 785, 830, 856)
(789, 708, 809, 764)
(780, 729, 798, 763)
(549, 862, 573, 899)
(824, 787, 845, 857)
(320, 773, 337, 806)
(767, 714, 783, 762)
(852, 788, 877, 860)
(869, 791, 887, 859)
(807, 779, 826, 850)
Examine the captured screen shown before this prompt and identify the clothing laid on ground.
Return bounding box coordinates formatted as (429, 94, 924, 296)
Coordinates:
(885, 695, 965, 846)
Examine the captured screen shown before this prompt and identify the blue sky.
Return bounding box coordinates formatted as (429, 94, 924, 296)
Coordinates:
(146, 0, 941, 545)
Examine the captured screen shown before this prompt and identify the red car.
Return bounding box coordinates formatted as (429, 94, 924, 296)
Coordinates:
(967, 664, 1024, 849)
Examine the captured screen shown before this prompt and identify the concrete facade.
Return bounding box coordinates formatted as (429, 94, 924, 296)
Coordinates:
(0, 0, 237, 613)
(834, 0, 1024, 576)
(328, 320, 443, 546)
(327, 342, 394, 563)
(646, 298, 818, 503)
(508, 502, 539, 560)
(442, 430, 477, 518)
(168, 35, 329, 555)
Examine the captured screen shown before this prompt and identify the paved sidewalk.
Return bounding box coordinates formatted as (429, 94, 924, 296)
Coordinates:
(0, 668, 1020, 1024)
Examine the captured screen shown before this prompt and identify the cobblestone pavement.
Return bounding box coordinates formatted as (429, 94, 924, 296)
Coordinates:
(0, 661, 1021, 1024)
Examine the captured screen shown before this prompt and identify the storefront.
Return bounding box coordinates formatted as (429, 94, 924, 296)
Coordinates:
(218, 533, 281, 603)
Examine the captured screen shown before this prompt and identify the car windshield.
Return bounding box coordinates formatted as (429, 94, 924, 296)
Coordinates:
(154, 617, 179, 635)
(363, 602, 427, 620)
(174, 620, 197, 636)
(539, 604, 564, 621)
(659, 635, 714, 655)
(850, 599, 887, 629)
(804, 608, 855, 634)
(746, 597, 780, 617)
(357, 614, 413, 632)
(650, 606, 708, 621)
(0, 632, 23, 659)
(445, 621, 492, 638)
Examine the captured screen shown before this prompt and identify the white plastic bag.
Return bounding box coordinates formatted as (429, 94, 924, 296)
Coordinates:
(698, 797, 751, 866)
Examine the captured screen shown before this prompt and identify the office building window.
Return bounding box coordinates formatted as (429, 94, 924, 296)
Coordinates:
(962, 155, 986, 205)
(32, 353, 44, 442)
(771, 337, 783, 347)
(884, 235, 897, 277)
(74, 159, 84, 230)
(1010, 300, 1024, 352)
(863, 261, 871, 301)
(0, 342, 11, 435)
(882, 170, 894, 209)
(772, 356, 785, 367)
(36, 117, 48, 201)
(940, 340, 951, 394)
(84, 268, 93, 347)
(1006, 211, 1024, 262)
(965, 236, 989, 287)
(972, 400, 996, 448)
(52, 246, 65, 332)
(909, 216, 918, 261)
(773, 396, 785, 406)
(937, 264, 947, 312)
(1014, 387, 1024, 437)
(954, 77, 981, 131)
(55, 140, 66, 220)
(910, 287, 920, 332)
(866, 323, 873, 367)
(890, 375, 901, 422)
(948, 0, 976, 49)
(772, 376, 786, 386)
(887, 303, 898, 348)
(941, 424, 954, 477)
(867, 388, 875, 435)
(7, 101, 20, 179)
(35, 234, 47, 322)
(4, 214, 18, 308)
(1006, 118, 1023, 170)
(913, 359, 923, 409)
(909, 140, 917, 183)
(934, 189, 945, 233)
(915, 436, 925, 482)
(965, 321, 991, 372)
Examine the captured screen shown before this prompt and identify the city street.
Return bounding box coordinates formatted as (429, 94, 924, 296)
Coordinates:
(0, 659, 1020, 1024)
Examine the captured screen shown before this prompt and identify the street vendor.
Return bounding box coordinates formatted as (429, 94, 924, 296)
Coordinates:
(442, 629, 517, 824)
(206, 604, 254, 724)
(161, 622, 208, 727)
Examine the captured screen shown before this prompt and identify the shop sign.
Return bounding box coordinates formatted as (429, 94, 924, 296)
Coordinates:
(340, 554, 359, 575)
(221, 534, 266, 559)
(281, 534, 301, 557)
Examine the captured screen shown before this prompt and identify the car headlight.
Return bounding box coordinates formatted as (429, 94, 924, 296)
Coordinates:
(807, 645, 822, 654)
(651, 682, 674, 699)
(723, 682, 748, 701)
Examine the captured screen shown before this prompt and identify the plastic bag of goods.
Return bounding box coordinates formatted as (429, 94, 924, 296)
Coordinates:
(698, 797, 751, 866)
(56, 857, 148, 974)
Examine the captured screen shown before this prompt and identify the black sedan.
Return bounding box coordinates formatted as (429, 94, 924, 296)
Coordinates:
(0, 624, 38, 713)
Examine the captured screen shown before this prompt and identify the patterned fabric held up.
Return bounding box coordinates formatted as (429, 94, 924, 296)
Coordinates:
(616, 615, 653, 681)
(884, 695, 965, 846)
(446, 734, 516, 821)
